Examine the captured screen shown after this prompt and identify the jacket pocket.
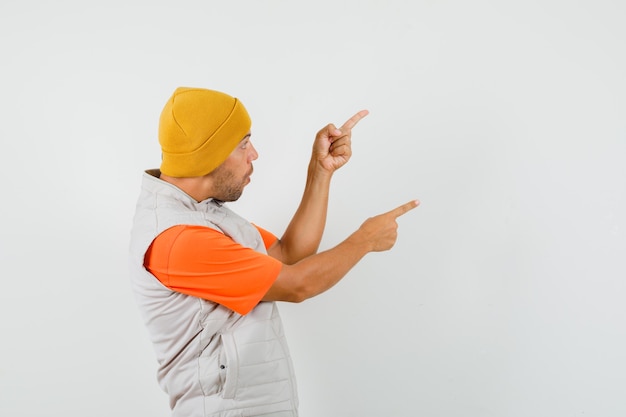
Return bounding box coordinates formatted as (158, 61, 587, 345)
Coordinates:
(198, 334, 239, 398)
(219, 333, 238, 399)
(198, 332, 238, 398)
(198, 334, 222, 397)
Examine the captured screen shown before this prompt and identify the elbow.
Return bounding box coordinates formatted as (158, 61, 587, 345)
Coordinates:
(281, 251, 317, 266)
(270, 264, 319, 304)
(286, 295, 307, 304)
(285, 285, 310, 304)
(284, 277, 320, 303)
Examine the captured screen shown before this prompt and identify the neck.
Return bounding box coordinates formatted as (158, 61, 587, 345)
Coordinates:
(159, 173, 212, 202)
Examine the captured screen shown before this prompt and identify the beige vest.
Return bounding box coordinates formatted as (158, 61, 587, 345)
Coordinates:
(129, 170, 298, 417)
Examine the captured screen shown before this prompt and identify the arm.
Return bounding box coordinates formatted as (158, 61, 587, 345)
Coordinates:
(263, 200, 419, 303)
(269, 110, 369, 264)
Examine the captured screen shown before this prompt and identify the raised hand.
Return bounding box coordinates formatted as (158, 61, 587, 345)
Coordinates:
(312, 109, 369, 173)
(357, 200, 420, 252)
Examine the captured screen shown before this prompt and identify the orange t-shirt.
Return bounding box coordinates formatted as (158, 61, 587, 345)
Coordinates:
(144, 224, 283, 315)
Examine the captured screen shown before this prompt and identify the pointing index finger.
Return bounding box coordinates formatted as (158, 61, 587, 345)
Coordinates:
(340, 109, 369, 131)
(387, 200, 420, 219)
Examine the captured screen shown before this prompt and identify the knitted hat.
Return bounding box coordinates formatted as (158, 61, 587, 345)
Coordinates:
(158, 87, 251, 177)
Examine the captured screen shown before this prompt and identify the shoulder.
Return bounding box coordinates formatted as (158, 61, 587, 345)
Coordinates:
(156, 224, 224, 241)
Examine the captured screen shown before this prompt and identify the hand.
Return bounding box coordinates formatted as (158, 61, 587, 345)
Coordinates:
(312, 109, 369, 173)
(357, 200, 420, 252)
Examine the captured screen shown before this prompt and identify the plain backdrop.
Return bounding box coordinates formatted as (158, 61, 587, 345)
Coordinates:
(1, 1, 625, 416)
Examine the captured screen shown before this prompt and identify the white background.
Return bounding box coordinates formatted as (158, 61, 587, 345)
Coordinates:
(1, 1, 625, 416)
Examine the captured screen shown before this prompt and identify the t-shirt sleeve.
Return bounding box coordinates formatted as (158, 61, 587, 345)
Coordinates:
(253, 223, 279, 249)
(144, 225, 283, 315)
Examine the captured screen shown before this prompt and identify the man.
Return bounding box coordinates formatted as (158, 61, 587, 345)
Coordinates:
(129, 87, 418, 417)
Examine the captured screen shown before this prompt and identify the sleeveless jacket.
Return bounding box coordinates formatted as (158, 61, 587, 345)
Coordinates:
(129, 170, 299, 417)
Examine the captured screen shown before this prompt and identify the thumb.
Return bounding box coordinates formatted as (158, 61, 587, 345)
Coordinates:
(321, 123, 341, 140)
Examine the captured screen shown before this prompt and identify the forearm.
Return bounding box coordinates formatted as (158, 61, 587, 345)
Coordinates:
(275, 111, 369, 264)
(264, 230, 372, 303)
(262, 199, 418, 304)
(278, 161, 333, 264)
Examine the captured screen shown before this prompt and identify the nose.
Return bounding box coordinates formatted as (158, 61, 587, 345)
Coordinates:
(249, 142, 259, 161)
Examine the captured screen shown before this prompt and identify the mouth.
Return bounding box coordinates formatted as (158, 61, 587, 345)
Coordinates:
(245, 166, 253, 183)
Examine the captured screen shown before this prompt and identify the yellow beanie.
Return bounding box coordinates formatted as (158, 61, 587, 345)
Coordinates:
(158, 87, 251, 177)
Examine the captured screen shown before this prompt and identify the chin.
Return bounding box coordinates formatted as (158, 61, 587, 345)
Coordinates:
(224, 190, 244, 202)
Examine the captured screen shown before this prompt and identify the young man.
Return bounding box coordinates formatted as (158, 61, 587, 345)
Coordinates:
(129, 87, 418, 417)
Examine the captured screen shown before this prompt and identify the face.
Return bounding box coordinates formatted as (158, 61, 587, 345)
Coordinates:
(208, 134, 258, 202)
